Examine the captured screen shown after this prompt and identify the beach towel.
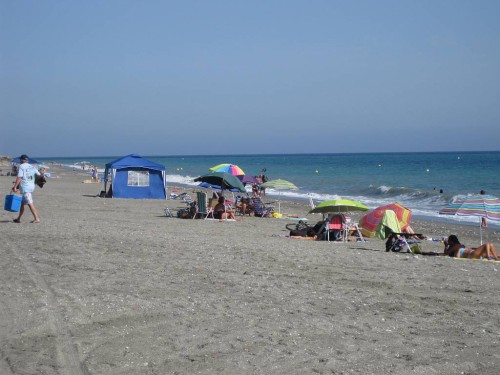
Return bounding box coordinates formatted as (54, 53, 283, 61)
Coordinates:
(375, 210, 401, 240)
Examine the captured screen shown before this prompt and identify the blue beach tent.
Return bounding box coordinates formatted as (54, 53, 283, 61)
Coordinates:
(103, 154, 167, 199)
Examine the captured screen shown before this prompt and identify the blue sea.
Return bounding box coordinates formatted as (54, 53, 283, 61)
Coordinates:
(41, 152, 500, 227)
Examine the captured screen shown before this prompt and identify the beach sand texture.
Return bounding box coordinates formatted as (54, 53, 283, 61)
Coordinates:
(1, 166, 500, 374)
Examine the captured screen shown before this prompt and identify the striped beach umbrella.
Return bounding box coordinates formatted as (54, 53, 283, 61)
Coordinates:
(359, 202, 412, 238)
(261, 179, 298, 213)
(261, 179, 298, 191)
(209, 163, 245, 176)
(439, 195, 500, 244)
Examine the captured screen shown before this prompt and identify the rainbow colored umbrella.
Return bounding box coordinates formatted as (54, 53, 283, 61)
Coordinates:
(439, 195, 500, 244)
(359, 202, 412, 238)
(209, 163, 245, 176)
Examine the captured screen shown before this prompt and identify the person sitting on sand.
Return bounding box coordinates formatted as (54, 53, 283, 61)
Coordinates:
(213, 196, 239, 221)
(236, 196, 254, 216)
(443, 235, 499, 260)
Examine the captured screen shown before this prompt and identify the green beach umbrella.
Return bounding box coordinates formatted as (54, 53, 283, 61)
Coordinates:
(309, 199, 369, 214)
(261, 179, 298, 190)
(194, 172, 246, 193)
(261, 179, 298, 213)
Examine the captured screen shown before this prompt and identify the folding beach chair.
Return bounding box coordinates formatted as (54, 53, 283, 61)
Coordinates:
(252, 197, 274, 217)
(385, 232, 422, 253)
(344, 216, 365, 242)
(326, 214, 346, 241)
(234, 195, 243, 215)
(310, 215, 344, 241)
(193, 191, 215, 219)
(182, 194, 194, 205)
(164, 207, 174, 217)
(169, 191, 187, 200)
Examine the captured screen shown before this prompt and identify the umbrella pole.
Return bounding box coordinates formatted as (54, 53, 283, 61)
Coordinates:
(479, 217, 483, 245)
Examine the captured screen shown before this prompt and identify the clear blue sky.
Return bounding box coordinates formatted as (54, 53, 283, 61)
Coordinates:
(1, 0, 499, 157)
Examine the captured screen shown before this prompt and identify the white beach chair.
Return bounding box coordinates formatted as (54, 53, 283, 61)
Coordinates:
(344, 216, 365, 242)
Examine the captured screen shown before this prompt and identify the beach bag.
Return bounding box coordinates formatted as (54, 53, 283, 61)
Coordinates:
(290, 227, 316, 237)
(177, 208, 190, 219)
(385, 234, 404, 252)
(35, 174, 47, 188)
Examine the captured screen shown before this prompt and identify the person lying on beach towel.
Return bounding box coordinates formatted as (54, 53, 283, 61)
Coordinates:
(443, 235, 500, 260)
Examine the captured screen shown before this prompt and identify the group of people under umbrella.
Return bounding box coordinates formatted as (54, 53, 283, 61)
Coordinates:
(192, 163, 500, 259)
(194, 164, 298, 214)
(307, 196, 500, 259)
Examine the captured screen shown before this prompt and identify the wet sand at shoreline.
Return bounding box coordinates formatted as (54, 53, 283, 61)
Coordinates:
(1, 165, 500, 374)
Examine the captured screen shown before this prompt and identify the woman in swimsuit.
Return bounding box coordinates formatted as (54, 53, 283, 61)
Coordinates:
(444, 235, 499, 260)
(213, 197, 239, 221)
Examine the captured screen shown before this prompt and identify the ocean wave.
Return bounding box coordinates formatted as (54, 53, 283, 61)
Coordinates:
(44, 152, 500, 229)
(167, 174, 198, 186)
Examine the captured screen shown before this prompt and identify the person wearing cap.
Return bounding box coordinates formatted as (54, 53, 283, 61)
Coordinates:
(11, 154, 44, 223)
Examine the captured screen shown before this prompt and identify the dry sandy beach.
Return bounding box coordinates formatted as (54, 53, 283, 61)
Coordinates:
(1, 165, 500, 374)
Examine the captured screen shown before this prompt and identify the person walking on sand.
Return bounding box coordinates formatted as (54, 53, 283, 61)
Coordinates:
(11, 154, 44, 224)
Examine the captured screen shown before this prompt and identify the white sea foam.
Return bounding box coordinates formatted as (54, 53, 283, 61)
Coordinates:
(164, 177, 500, 227)
(44, 152, 500, 229)
(378, 185, 391, 193)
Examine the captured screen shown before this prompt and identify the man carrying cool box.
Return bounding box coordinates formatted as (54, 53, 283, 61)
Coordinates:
(11, 154, 44, 224)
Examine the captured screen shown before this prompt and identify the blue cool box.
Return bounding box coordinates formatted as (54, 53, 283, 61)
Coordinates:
(4, 194, 22, 212)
